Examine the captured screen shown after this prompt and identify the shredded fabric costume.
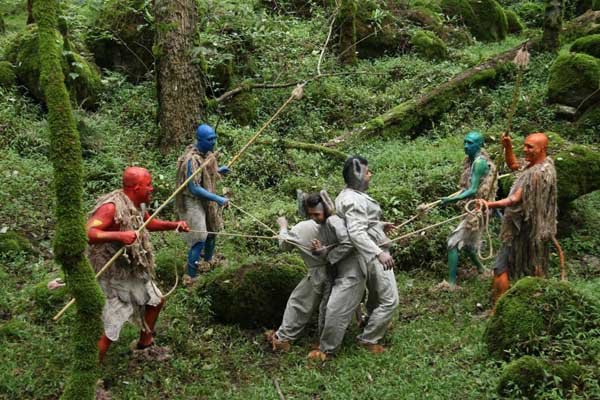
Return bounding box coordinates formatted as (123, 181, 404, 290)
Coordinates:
(496, 157, 557, 279)
(88, 190, 161, 341)
(447, 150, 498, 250)
(175, 145, 223, 244)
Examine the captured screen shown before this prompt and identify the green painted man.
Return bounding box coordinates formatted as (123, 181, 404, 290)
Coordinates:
(438, 131, 497, 289)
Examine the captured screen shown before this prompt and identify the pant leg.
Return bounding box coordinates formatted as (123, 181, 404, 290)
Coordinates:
(319, 259, 366, 354)
(276, 274, 322, 342)
(357, 259, 399, 344)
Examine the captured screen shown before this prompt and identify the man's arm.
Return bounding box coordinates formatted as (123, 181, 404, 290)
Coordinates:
(502, 134, 520, 171)
(482, 187, 523, 209)
(86, 203, 137, 245)
(187, 160, 229, 206)
(144, 213, 190, 232)
(441, 158, 490, 205)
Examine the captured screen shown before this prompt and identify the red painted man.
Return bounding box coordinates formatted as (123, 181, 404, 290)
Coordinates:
(87, 167, 189, 361)
(480, 133, 557, 303)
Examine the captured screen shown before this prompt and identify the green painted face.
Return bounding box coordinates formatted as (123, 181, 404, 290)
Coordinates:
(464, 131, 484, 158)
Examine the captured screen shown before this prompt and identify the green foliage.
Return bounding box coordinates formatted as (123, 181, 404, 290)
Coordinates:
(504, 9, 525, 33)
(225, 92, 259, 125)
(441, 0, 508, 42)
(201, 255, 306, 327)
(547, 52, 600, 107)
(485, 277, 600, 361)
(497, 356, 587, 398)
(410, 29, 449, 60)
(31, 278, 68, 320)
(154, 234, 187, 288)
(0, 318, 29, 341)
(0, 60, 15, 87)
(5, 24, 102, 109)
(571, 33, 600, 58)
(86, 0, 154, 81)
(0, 231, 32, 254)
(511, 2, 545, 27)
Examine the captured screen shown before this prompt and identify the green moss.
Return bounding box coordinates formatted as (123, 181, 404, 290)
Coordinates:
(5, 24, 102, 109)
(571, 34, 600, 58)
(555, 144, 600, 207)
(226, 92, 259, 126)
(512, 2, 545, 27)
(505, 9, 525, 33)
(0, 61, 16, 88)
(442, 0, 507, 41)
(497, 356, 586, 398)
(485, 277, 600, 360)
(86, 0, 154, 81)
(32, 279, 68, 319)
(354, 0, 407, 58)
(547, 53, 600, 107)
(411, 30, 449, 60)
(0, 15, 5, 34)
(201, 256, 307, 328)
(0, 231, 32, 254)
(33, 0, 105, 398)
(0, 319, 29, 341)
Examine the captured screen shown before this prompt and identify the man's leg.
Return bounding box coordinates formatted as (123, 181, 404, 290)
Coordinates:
(187, 241, 205, 278)
(491, 244, 511, 304)
(203, 234, 216, 262)
(448, 247, 459, 286)
(319, 265, 366, 355)
(357, 260, 399, 347)
(466, 248, 484, 272)
(98, 334, 112, 362)
(138, 298, 165, 348)
(274, 274, 322, 345)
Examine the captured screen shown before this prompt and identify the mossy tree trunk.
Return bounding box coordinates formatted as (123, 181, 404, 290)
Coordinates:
(27, 0, 34, 24)
(33, 0, 105, 399)
(338, 0, 357, 65)
(542, 0, 562, 51)
(155, 0, 204, 153)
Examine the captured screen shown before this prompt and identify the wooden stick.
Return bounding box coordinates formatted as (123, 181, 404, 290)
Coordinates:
(52, 153, 218, 321)
(273, 378, 286, 400)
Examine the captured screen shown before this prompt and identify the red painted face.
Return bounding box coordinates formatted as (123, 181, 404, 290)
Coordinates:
(123, 167, 153, 207)
(523, 133, 548, 165)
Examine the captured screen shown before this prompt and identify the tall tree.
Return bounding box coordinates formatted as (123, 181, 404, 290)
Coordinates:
(542, 0, 562, 51)
(33, 0, 104, 398)
(338, 0, 358, 65)
(154, 0, 205, 152)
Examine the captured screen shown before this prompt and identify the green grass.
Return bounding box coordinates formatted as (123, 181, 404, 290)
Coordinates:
(0, 0, 599, 398)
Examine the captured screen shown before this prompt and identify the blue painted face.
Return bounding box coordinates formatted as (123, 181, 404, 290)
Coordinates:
(196, 124, 217, 153)
(464, 131, 483, 159)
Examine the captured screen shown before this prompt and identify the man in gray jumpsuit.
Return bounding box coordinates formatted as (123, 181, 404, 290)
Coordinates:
(267, 191, 353, 351)
(317, 156, 398, 357)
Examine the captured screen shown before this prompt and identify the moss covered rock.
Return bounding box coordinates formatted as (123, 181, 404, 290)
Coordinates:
(497, 356, 585, 398)
(201, 256, 307, 328)
(505, 9, 525, 33)
(485, 277, 600, 360)
(0, 61, 16, 88)
(86, 0, 154, 81)
(410, 30, 449, 60)
(5, 25, 102, 109)
(555, 144, 600, 207)
(226, 92, 259, 126)
(31, 279, 68, 319)
(512, 2, 545, 27)
(0, 231, 33, 254)
(353, 0, 409, 58)
(441, 0, 508, 41)
(547, 53, 600, 107)
(571, 33, 600, 58)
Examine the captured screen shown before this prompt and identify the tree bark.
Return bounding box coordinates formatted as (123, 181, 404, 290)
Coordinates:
(338, 0, 357, 65)
(33, 0, 104, 398)
(155, 0, 204, 153)
(542, 0, 562, 51)
(27, 0, 34, 24)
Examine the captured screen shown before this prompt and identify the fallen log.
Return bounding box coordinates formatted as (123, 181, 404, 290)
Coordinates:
(324, 11, 600, 147)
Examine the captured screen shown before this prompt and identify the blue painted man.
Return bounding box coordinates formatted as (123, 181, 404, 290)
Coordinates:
(437, 131, 497, 290)
(175, 124, 230, 283)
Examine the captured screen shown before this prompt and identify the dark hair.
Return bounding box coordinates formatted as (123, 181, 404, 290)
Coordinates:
(342, 156, 368, 185)
(304, 193, 323, 209)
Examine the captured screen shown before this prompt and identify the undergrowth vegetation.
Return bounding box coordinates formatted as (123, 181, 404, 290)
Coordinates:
(1, 0, 599, 398)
